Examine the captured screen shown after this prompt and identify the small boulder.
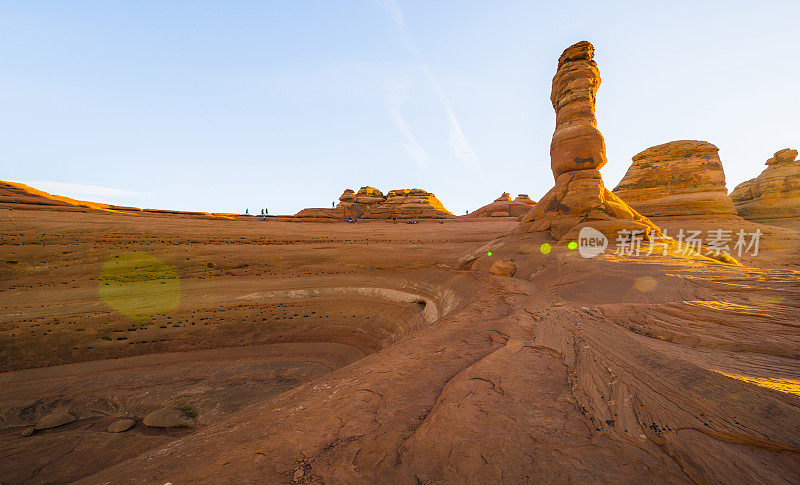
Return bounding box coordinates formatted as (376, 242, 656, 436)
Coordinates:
(107, 418, 136, 433)
(19, 426, 35, 437)
(143, 407, 195, 428)
(489, 259, 516, 277)
(35, 411, 76, 430)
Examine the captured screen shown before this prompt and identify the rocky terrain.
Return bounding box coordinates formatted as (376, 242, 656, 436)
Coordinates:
(1, 41, 799, 485)
(730, 148, 800, 228)
(467, 193, 536, 218)
(613, 141, 738, 219)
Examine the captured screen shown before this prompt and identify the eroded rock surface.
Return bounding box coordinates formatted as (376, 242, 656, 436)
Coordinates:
(613, 140, 738, 218)
(550, 41, 606, 178)
(142, 408, 195, 428)
(35, 411, 76, 430)
(730, 148, 800, 228)
(107, 419, 136, 433)
(361, 189, 452, 219)
(468, 193, 537, 218)
(519, 41, 659, 242)
(297, 186, 452, 220)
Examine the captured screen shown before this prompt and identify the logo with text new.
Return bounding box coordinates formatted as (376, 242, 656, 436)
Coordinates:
(578, 226, 608, 258)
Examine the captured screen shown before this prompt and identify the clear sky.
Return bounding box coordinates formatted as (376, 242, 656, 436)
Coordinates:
(2, 1, 798, 215)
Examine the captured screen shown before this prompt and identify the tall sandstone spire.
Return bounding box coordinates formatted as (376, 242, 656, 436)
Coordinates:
(520, 41, 659, 241)
(550, 41, 606, 178)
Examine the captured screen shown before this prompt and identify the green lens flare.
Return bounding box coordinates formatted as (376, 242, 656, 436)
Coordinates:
(540, 243, 552, 255)
(99, 252, 181, 320)
(487, 251, 493, 256)
(567, 241, 578, 250)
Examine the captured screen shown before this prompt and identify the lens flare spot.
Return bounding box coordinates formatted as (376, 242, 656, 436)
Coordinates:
(633, 276, 657, 292)
(487, 251, 492, 256)
(99, 252, 181, 320)
(567, 241, 578, 250)
(540, 243, 552, 255)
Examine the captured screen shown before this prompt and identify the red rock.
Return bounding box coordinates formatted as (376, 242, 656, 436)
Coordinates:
(520, 42, 659, 242)
(35, 411, 76, 430)
(550, 41, 606, 179)
(468, 193, 537, 218)
(730, 148, 800, 227)
(142, 407, 195, 428)
(361, 188, 452, 219)
(513, 194, 535, 205)
(107, 418, 136, 433)
(488, 259, 516, 277)
(613, 140, 737, 218)
(297, 187, 452, 221)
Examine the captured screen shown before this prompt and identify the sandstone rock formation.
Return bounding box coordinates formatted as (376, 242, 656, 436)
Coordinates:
(766, 148, 798, 165)
(107, 418, 136, 433)
(351, 186, 385, 205)
(0, 180, 237, 219)
(143, 407, 195, 428)
(730, 148, 800, 227)
(513, 194, 535, 204)
(35, 411, 76, 430)
(338, 188, 356, 204)
(550, 41, 606, 178)
(468, 192, 537, 218)
(488, 259, 516, 277)
(360, 188, 452, 219)
(519, 41, 659, 242)
(296, 186, 452, 220)
(612, 140, 738, 218)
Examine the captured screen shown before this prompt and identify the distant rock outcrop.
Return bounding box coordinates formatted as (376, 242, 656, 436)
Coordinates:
(468, 193, 537, 218)
(513, 194, 535, 204)
(296, 186, 452, 220)
(0, 180, 236, 219)
(612, 140, 738, 218)
(519, 41, 659, 241)
(361, 189, 452, 219)
(730, 148, 800, 227)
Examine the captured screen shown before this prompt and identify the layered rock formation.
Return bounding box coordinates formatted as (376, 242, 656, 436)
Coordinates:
(360, 188, 452, 219)
(730, 148, 800, 227)
(550, 41, 606, 179)
(612, 140, 738, 218)
(0, 180, 236, 219)
(296, 186, 452, 220)
(468, 193, 537, 218)
(519, 41, 659, 241)
(349, 186, 385, 205)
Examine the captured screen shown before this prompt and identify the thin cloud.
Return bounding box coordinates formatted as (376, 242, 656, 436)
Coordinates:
(384, 77, 431, 169)
(383, 0, 481, 170)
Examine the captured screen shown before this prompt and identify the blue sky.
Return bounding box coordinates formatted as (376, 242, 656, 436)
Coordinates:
(2, 1, 798, 215)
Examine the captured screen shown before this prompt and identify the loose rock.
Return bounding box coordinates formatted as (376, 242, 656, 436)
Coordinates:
(107, 418, 137, 433)
(35, 411, 76, 430)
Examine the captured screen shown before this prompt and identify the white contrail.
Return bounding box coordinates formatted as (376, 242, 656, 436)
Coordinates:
(383, 0, 481, 170)
(384, 77, 431, 170)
